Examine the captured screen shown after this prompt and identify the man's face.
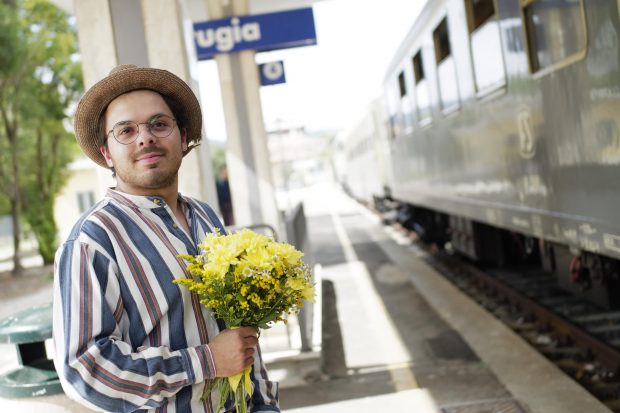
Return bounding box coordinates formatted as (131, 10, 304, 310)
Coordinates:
(100, 90, 188, 195)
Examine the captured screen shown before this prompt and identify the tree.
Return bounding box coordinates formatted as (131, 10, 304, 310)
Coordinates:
(0, 0, 82, 272)
(0, 0, 28, 274)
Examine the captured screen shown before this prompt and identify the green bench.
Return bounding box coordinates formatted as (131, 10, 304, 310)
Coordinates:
(0, 303, 62, 397)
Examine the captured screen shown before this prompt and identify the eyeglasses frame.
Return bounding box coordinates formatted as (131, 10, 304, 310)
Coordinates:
(106, 115, 178, 145)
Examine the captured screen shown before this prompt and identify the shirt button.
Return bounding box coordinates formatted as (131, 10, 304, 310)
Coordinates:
(172, 224, 178, 229)
(153, 199, 161, 205)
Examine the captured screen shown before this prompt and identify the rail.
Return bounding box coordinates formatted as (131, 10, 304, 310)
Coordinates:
(285, 203, 315, 352)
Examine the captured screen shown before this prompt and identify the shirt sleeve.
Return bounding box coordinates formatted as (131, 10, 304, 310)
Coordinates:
(52, 238, 216, 412)
(249, 344, 280, 412)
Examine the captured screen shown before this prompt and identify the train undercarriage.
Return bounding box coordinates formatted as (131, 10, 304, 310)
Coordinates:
(376, 197, 620, 310)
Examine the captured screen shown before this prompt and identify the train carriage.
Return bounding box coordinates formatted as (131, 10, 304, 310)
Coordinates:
(345, 0, 620, 308)
(336, 99, 393, 207)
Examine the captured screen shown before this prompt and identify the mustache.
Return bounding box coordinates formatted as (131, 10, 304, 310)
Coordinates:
(134, 147, 165, 160)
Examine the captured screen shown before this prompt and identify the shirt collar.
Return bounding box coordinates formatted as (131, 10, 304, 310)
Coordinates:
(105, 188, 189, 210)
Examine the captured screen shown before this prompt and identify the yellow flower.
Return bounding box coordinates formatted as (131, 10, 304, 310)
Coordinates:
(284, 273, 315, 303)
(268, 243, 303, 266)
(286, 276, 306, 291)
(175, 228, 313, 328)
(301, 283, 315, 302)
(243, 246, 273, 271)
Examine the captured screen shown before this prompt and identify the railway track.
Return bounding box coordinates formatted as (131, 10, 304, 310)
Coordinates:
(390, 224, 620, 412)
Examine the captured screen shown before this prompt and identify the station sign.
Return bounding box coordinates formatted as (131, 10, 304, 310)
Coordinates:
(193, 8, 317, 60)
(259, 61, 286, 86)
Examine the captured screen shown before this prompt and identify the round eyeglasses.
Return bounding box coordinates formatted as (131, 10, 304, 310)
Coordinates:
(107, 114, 177, 145)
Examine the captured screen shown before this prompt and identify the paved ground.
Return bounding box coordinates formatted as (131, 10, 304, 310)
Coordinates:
(281, 187, 509, 412)
(0, 182, 613, 412)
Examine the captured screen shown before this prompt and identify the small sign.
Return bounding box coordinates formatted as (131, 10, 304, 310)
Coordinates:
(194, 8, 317, 60)
(259, 61, 286, 86)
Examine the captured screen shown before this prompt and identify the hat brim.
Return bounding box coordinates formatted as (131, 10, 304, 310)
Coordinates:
(74, 66, 202, 168)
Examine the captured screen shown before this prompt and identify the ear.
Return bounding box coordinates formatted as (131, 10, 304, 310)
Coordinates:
(100, 145, 115, 168)
(181, 128, 188, 152)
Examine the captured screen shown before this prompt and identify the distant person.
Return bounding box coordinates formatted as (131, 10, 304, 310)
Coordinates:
(52, 65, 279, 412)
(216, 165, 235, 225)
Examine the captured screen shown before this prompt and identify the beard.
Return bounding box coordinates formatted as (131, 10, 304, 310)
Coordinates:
(120, 167, 178, 189)
(113, 148, 183, 191)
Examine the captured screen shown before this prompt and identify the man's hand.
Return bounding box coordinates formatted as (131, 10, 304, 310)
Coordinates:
(208, 327, 258, 377)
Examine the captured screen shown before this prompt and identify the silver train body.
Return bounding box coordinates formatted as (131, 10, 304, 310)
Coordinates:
(342, 0, 620, 308)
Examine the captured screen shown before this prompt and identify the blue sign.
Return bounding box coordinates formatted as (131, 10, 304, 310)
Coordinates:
(259, 61, 286, 86)
(194, 8, 317, 60)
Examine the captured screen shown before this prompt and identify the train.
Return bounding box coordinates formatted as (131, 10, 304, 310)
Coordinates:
(337, 0, 620, 309)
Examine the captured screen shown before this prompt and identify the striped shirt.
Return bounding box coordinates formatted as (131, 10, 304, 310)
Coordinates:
(53, 189, 280, 413)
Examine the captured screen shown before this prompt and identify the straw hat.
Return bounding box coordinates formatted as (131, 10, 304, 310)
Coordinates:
(73, 64, 202, 168)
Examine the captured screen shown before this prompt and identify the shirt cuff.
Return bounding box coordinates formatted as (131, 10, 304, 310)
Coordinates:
(185, 344, 217, 383)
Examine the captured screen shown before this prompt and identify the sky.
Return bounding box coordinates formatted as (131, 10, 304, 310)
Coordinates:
(196, 0, 426, 141)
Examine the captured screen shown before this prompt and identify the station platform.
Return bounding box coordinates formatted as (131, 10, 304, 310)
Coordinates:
(0, 182, 613, 412)
(277, 183, 612, 413)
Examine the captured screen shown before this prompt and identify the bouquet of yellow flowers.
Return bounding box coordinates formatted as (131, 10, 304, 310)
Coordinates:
(175, 228, 315, 413)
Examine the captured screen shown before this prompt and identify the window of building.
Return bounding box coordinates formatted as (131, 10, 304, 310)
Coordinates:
(521, 0, 587, 75)
(465, 0, 506, 94)
(77, 191, 95, 214)
(433, 17, 460, 113)
(412, 51, 432, 125)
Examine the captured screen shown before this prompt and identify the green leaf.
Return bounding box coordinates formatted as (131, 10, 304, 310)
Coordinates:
(258, 322, 272, 330)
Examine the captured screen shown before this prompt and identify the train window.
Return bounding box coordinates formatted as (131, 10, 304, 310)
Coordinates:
(433, 17, 460, 113)
(398, 71, 407, 97)
(465, 0, 506, 94)
(388, 76, 412, 139)
(466, 0, 495, 32)
(397, 70, 414, 133)
(413, 52, 424, 84)
(412, 51, 431, 125)
(433, 19, 451, 64)
(521, 0, 587, 75)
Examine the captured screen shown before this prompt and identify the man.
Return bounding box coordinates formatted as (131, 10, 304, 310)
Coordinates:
(53, 65, 280, 412)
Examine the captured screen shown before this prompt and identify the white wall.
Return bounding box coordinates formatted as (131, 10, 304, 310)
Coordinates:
(54, 158, 104, 241)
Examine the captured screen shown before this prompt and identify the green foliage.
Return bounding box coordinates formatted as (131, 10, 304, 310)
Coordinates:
(0, 0, 83, 265)
(0, 2, 25, 77)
